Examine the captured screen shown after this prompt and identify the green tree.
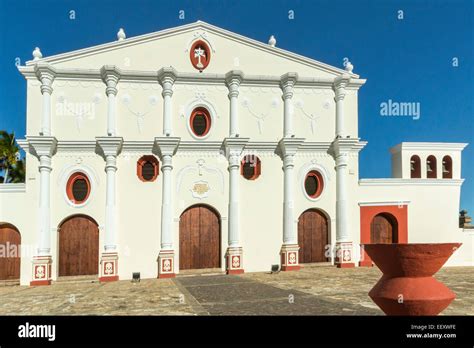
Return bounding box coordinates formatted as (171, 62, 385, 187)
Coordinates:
(9, 159, 25, 183)
(0, 131, 20, 183)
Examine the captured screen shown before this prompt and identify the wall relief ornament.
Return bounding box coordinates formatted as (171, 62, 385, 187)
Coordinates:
(56, 92, 103, 132)
(121, 94, 159, 133)
(241, 96, 280, 134)
(190, 180, 211, 199)
(176, 159, 224, 196)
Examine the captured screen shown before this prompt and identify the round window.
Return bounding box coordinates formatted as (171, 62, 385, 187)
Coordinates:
(304, 171, 324, 199)
(241, 155, 261, 180)
(190, 107, 211, 137)
(190, 40, 211, 71)
(137, 155, 159, 182)
(66, 173, 91, 204)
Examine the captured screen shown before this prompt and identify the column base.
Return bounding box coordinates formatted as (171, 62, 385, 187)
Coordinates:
(157, 250, 175, 278)
(225, 247, 244, 275)
(30, 255, 52, 286)
(99, 252, 119, 283)
(280, 244, 300, 271)
(335, 241, 355, 268)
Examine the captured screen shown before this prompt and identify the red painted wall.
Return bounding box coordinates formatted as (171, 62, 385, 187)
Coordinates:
(359, 205, 408, 267)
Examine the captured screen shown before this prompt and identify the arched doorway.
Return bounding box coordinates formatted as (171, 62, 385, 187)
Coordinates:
(179, 205, 220, 270)
(370, 213, 398, 244)
(0, 223, 21, 280)
(58, 215, 99, 276)
(298, 209, 329, 263)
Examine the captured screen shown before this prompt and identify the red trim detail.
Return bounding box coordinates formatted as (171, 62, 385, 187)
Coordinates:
(157, 273, 175, 279)
(30, 280, 51, 286)
(189, 40, 211, 71)
(337, 263, 355, 268)
(99, 276, 119, 282)
(281, 265, 301, 271)
(66, 172, 91, 204)
(304, 170, 324, 199)
(136, 155, 160, 182)
(360, 205, 408, 267)
(190, 107, 211, 137)
(227, 269, 244, 275)
(241, 155, 261, 180)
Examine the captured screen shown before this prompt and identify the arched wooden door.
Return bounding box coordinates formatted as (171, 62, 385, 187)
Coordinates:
(0, 224, 21, 280)
(58, 215, 99, 276)
(370, 214, 398, 244)
(179, 205, 220, 270)
(298, 209, 329, 263)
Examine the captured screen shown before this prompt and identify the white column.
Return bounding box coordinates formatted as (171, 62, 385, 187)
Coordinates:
(25, 136, 57, 285)
(96, 137, 123, 281)
(280, 73, 298, 138)
(157, 67, 178, 136)
(223, 137, 249, 274)
(225, 71, 244, 137)
(335, 152, 349, 242)
(334, 74, 350, 138)
(154, 137, 180, 277)
(34, 64, 56, 136)
(278, 137, 304, 271)
(100, 66, 121, 136)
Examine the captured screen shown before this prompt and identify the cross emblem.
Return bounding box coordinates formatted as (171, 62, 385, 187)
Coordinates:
(194, 46, 206, 69)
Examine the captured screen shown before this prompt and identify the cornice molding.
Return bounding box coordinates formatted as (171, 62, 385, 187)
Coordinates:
(19, 136, 58, 158)
(96, 136, 124, 158)
(277, 137, 305, 157)
(390, 142, 469, 154)
(0, 183, 26, 193)
(153, 136, 181, 158)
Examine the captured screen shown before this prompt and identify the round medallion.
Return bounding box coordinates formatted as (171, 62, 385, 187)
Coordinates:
(190, 40, 211, 71)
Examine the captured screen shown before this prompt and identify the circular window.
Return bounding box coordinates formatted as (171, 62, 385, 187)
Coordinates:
(190, 107, 211, 137)
(66, 173, 91, 204)
(137, 155, 159, 182)
(304, 171, 324, 199)
(190, 40, 211, 71)
(241, 155, 261, 180)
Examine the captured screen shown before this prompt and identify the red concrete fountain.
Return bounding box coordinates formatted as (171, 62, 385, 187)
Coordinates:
(362, 243, 461, 316)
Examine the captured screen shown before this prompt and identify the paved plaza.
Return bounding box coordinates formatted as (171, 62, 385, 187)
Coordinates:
(0, 266, 472, 315)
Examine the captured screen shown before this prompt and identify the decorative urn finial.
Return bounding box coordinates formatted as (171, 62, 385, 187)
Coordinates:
(32, 47, 42, 61)
(117, 28, 126, 41)
(345, 60, 354, 73)
(268, 35, 276, 47)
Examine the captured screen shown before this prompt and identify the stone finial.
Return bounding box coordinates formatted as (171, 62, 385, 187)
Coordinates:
(117, 28, 126, 41)
(33, 47, 42, 61)
(268, 35, 276, 47)
(345, 60, 354, 73)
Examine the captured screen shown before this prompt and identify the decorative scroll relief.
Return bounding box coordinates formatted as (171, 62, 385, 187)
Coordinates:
(179, 92, 220, 118)
(294, 99, 332, 135)
(176, 159, 224, 198)
(241, 97, 280, 134)
(121, 94, 159, 133)
(55, 92, 103, 133)
(185, 31, 216, 53)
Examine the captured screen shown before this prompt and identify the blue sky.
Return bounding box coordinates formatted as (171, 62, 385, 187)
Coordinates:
(0, 0, 472, 213)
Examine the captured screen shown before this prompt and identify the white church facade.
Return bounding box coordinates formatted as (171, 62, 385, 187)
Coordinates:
(0, 21, 471, 286)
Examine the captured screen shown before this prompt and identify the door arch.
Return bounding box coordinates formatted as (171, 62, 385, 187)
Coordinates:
(370, 213, 398, 244)
(58, 215, 99, 276)
(298, 209, 329, 263)
(0, 223, 21, 280)
(179, 204, 220, 270)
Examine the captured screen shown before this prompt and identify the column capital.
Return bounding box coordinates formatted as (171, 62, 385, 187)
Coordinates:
(225, 70, 244, 97)
(222, 137, 249, 161)
(277, 137, 305, 158)
(157, 67, 178, 97)
(23, 136, 58, 159)
(280, 72, 298, 99)
(34, 63, 56, 94)
(329, 137, 363, 157)
(96, 136, 123, 159)
(100, 65, 122, 96)
(153, 136, 180, 159)
(333, 73, 351, 101)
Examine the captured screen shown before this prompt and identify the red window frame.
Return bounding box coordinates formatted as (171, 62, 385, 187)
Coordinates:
(137, 155, 160, 182)
(190, 40, 211, 71)
(304, 170, 324, 199)
(240, 155, 261, 180)
(66, 172, 91, 204)
(190, 107, 211, 137)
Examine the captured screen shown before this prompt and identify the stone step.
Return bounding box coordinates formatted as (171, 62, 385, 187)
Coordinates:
(177, 268, 225, 277)
(53, 275, 99, 284)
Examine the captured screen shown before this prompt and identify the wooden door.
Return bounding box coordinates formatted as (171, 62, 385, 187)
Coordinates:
(180, 205, 220, 270)
(370, 214, 395, 244)
(0, 224, 21, 280)
(59, 215, 99, 276)
(298, 210, 329, 263)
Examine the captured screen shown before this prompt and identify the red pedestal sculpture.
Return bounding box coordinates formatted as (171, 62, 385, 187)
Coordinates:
(363, 243, 461, 316)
